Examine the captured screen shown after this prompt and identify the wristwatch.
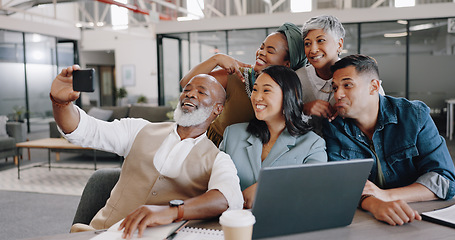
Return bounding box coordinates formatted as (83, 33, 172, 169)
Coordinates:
(169, 199, 184, 222)
(358, 194, 374, 210)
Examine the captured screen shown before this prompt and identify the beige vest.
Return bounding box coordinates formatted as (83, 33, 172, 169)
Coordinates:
(90, 122, 220, 229)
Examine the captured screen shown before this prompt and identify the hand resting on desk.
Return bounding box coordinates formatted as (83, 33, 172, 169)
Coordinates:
(361, 196, 421, 226)
(118, 205, 176, 239)
(118, 189, 229, 239)
(360, 180, 439, 226)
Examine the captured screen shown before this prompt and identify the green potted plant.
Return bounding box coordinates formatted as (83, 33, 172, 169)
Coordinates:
(136, 95, 147, 104)
(117, 87, 127, 99)
(12, 105, 26, 122)
(166, 99, 179, 121)
(116, 87, 128, 106)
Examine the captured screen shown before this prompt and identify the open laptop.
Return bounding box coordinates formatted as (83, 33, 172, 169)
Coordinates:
(251, 159, 374, 239)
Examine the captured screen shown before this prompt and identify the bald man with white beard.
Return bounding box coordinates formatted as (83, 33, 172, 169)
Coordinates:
(50, 65, 243, 239)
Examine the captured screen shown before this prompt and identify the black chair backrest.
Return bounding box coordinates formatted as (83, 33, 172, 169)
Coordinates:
(72, 168, 121, 226)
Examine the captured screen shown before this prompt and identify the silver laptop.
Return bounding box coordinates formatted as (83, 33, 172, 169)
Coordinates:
(251, 159, 374, 239)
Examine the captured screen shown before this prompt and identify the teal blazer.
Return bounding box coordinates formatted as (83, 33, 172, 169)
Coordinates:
(220, 123, 327, 191)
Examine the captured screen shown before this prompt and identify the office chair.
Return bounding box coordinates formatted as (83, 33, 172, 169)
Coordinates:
(72, 168, 121, 226)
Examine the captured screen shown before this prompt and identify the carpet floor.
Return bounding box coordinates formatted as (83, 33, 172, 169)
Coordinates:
(0, 157, 120, 240)
(0, 162, 120, 196)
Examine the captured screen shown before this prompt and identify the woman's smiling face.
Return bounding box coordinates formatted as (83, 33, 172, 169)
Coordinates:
(253, 32, 290, 73)
(251, 73, 284, 124)
(304, 29, 343, 73)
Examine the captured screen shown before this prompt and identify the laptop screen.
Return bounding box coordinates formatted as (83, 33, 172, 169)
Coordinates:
(251, 159, 373, 239)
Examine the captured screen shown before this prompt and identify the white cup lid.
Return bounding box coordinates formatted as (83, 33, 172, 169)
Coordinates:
(219, 210, 256, 227)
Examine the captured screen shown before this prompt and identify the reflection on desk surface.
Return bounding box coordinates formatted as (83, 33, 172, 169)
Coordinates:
(24, 199, 455, 240)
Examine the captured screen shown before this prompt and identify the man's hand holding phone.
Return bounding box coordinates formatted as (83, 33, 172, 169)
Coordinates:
(73, 68, 95, 92)
(50, 65, 87, 134)
(50, 65, 82, 105)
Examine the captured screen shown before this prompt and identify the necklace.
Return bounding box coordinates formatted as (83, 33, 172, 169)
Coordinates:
(320, 88, 333, 94)
(320, 81, 333, 94)
(241, 67, 256, 98)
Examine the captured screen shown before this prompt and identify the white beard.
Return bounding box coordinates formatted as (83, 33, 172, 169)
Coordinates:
(174, 103, 213, 127)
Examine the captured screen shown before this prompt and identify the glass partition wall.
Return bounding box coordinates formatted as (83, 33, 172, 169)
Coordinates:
(157, 17, 455, 118)
(25, 33, 57, 132)
(409, 19, 455, 113)
(0, 29, 77, 132)
(0, 30, 26, 124)
(360, 21, 407, 98)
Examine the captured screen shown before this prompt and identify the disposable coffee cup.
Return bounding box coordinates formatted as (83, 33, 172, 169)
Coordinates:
(219, 209, 256, 240)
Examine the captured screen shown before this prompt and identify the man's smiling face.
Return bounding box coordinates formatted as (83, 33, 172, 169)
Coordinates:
(175, 74, 225, 127)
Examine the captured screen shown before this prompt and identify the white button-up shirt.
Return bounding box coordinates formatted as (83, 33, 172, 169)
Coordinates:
(62, 107, 243, 210)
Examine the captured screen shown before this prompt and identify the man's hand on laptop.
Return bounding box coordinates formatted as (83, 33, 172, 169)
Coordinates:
(361, 197, 421, 226)
(242, 183, 258, 209)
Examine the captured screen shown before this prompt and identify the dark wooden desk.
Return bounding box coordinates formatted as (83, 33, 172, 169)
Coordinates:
(23, 199, 455, 240)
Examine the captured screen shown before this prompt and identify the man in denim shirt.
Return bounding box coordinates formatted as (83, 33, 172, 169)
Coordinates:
(323, 54, 455, 226)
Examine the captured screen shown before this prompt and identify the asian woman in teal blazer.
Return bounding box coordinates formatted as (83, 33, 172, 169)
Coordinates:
(220, 65, 327, 208)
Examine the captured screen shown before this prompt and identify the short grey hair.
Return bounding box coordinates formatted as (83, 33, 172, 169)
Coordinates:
(302, 15, 345, 41)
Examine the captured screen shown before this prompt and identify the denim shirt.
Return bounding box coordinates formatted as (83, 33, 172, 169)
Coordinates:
(323, 95, 455, 200)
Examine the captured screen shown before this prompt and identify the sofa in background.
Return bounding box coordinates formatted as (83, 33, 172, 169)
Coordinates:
(0, 121, 26, 162)
(49, 104, 173, 159)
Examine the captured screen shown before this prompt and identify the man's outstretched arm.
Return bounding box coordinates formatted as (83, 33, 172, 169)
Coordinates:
(50, 65, 82, 134)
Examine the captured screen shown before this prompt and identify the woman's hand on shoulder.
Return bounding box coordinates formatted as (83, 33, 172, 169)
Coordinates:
(180, 53, 252, 89)
(212, 54, 251, 81)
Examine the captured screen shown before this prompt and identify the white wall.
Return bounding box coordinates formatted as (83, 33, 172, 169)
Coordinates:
(80, 28, 159, 105)
(80, 51, 115, 66)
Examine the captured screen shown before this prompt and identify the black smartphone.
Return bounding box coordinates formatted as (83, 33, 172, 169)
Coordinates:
(73, 69, 95, 92)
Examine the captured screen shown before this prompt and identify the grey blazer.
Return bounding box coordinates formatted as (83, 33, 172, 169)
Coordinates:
(220, 123, 327, 191)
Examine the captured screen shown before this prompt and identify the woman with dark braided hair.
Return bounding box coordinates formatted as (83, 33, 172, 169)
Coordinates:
(180, 22, 307, 147)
